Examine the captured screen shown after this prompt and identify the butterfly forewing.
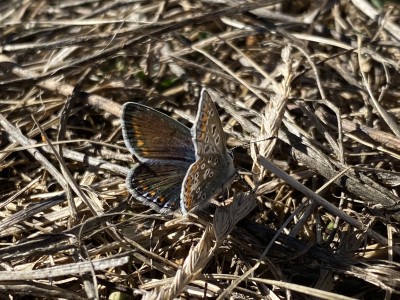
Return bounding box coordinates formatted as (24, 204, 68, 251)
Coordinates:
(122, 103, 195, 164)
(192, 89, 228, 157)
(181, 89, 235, 214)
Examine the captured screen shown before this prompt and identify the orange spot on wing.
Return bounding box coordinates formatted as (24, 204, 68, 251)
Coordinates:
(184, 192, 192, 209)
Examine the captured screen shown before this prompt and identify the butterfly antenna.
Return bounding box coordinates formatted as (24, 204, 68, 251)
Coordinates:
(230, 136, 277, 152)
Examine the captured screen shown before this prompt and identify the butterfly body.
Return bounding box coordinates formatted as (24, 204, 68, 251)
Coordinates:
(121, 88, 235, 214)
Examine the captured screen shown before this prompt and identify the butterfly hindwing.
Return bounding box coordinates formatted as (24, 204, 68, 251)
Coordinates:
(127, 163, 191, 213)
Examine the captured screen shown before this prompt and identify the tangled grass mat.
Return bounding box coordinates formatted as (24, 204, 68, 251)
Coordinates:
(1, 0, 400, 299)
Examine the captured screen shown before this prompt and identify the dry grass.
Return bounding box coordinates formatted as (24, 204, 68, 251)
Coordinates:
(1, 0, 400, 299)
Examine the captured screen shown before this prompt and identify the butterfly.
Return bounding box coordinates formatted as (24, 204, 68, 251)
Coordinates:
(121, 88, 235, 214)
